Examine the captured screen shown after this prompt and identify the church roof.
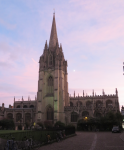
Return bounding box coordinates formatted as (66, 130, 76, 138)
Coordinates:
(49, 13, 58, 50)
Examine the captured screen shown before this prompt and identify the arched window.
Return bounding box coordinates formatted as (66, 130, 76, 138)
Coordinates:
(76, 101, 82, 107)
(16, 113, 22, 122)
(47, 107, 53, 120)
(30, 105, 34, 108)
(48, 76, 54, 94)
(49, 55, 52, 65)
(71, 112, 78, 122)
(82, 111, 89, 117)
(25, 113, 31, 122)
(70, 102, 73, 107)
(86, 101, 92, 108)
(96, 100, 102, 107)
(106, 100, 113, 108)
(23, 105, 28, 108)
(7, 113, 13, 120)
(16, 105, 20, 108)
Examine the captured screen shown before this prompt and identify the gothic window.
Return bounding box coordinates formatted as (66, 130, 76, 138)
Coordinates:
(71, 112, 78, 122)
(96, 100, 102, 107)
(47, 76, 54, 94)
(106, 100, 113, 108)
(82, 111, 89, 117)
(23, 105, 28, 108)
(70, 102, 73, 107)
(25, 113, 31, 122)
(7, 113, 13, 120)
(49, 55, 52, 65)
(30, 105, 34, 108)
(16, 113, 22, 122)
(16, 105, 20, 108)
(47, 107, 53, 120)
(76, 101, 82, 107)
(86, 101, 92, 108)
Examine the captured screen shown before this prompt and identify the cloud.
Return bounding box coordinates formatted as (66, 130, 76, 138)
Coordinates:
(32, 58, 38, 64)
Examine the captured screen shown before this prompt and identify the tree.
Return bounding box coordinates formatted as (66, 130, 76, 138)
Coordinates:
(44, 120, 53, 129)
(0, 118, 15, 129)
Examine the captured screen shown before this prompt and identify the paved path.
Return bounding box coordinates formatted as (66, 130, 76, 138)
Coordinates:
(36, 132, 124, 150)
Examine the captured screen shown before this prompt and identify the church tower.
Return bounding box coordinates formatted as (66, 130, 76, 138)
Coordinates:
(36, 13, 70, 124)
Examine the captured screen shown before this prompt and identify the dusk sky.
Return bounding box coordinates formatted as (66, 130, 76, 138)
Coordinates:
(0, 0, 124, 109)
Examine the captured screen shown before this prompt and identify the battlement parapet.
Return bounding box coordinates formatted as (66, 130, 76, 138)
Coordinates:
(70, 94, 117, 100)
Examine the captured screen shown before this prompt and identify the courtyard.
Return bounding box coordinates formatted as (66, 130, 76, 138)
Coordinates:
(37, 132, 124, 150)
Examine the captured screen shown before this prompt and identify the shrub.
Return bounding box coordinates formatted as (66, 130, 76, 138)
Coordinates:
(0, 118, 15, 129)
(44, 120, 53, 129)
(54, 121, 65, 128)
(37, 121, 44, 129)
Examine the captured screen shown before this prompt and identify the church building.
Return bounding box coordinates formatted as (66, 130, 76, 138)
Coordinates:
(0, 13, 120, 129)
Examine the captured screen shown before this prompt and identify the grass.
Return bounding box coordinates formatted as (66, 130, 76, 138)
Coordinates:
(0, 130, 57, 142)
(0, 130, 29, 134)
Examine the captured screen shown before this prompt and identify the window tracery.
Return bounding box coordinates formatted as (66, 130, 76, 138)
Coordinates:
(71, 112, 78, 122)
(47, 107, 53, 120)
(47, 76, 54, 94)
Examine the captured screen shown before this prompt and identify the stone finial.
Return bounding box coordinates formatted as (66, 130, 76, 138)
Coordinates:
(115, 88, 118, 96)
(74, 91, 75, 97)
(83, 90, 84, 97)
(92, 89, 94, 97)
(22, 96, 24, 101)
(78, 93, 79, 97)
(102, 89, 105, 95)
(28, 96, 30, 101)
(14, 96, 15, 102)
(35, 95, 37, 101)
(45, 40, 47, 49)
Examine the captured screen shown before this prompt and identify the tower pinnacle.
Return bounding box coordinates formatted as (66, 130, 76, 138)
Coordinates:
(49, 13, 58, 50)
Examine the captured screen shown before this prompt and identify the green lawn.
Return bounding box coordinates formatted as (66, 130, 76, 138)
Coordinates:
(0, 130, 56, 141)
(0, 130, 28, 134)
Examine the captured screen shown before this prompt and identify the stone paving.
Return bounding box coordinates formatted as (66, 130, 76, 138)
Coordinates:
(35, 132, 124, 150)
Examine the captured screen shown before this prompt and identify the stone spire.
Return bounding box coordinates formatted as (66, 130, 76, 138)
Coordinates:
(49, 13, 58, 50)
(74, 91, 75, 97)
(83, 90, 84, 97)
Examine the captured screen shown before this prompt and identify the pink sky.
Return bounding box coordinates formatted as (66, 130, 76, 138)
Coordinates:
(0, 0, 124, 110)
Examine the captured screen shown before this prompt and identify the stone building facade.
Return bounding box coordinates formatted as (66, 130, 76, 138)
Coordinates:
(0, 13, 120, 129)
